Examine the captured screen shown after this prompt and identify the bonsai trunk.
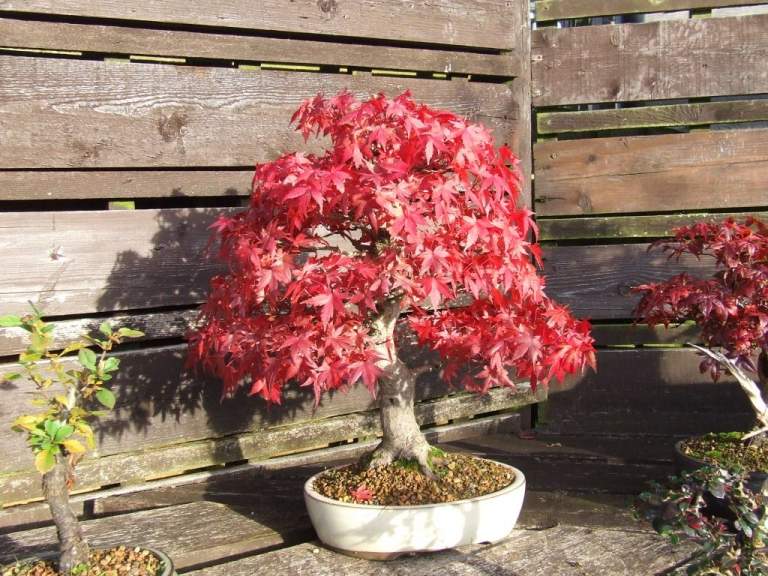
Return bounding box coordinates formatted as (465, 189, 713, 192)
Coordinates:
(369, 300, 433, 475)
(43, 454, 89, 574)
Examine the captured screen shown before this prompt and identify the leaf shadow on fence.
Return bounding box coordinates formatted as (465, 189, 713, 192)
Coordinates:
(92, 203, 336, 477)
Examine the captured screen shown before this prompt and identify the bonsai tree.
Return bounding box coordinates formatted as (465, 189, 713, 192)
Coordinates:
(189, 91, 595, 474)
(635, 217, 768, 443)
(2, 306, 143, 574)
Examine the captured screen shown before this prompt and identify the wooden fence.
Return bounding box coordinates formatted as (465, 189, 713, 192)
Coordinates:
(533, 1, 768, 435)
(0, 1, 532, 508)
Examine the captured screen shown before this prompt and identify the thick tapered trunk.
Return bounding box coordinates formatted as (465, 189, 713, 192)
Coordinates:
(43, 455, 89, 574)
(369, 301, 433, 473)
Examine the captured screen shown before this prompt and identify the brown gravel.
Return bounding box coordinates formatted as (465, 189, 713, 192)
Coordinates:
(313, 452, 515, 506)
(2, 546, 163, 576)
(682, 432, 768, 472)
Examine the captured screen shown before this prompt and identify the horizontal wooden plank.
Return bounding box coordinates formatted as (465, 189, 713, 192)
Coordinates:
(187, 525, 693, 576)
(536, 0, 768, 21)
(0, 309, 198, 357)
(0, 208, 227, 316)
(0, 17, 518, 77)
(547, 347, 754, 436)
(0, 500, 311, 570)
(532, 14, 768, 105)
(0, 56, 518, 169)
(534, 129, 768, 216)
(537, 99, 768, 134)
(0, 170, 253, 201)
(538, 210, 768, 240)
(0, 382, 539, 504)
(590, 323, 700, 346)
(542, 243, 717, 319)
(0, 0, 521, 50)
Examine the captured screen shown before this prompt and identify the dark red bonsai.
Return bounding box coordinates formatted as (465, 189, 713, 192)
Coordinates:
(635, 217, 768, 441)
(189, 91, 595, 473)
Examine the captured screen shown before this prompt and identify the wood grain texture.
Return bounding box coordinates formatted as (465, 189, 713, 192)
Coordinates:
(534, 129, 768, 216)
(0, 380, 538, 503)
(0, 208, 229, 316)
(0, 0, 520, 50)
(538, 211, 768, 241)
(536, 0, 768, 20)
(0, 56, 518, 169)
(542, 243, 717, 319)
(590, 322, 700, 346)
(532, 14, 768, 105)
(512, 0, 533, 207)
(186, 526, 693, 576)
(0, 16, 518, 77)
(0, 501, 310, 570)
(0, 170, 253, 201)
(547, 347, 754, 436)
(537, 99, 768, 134)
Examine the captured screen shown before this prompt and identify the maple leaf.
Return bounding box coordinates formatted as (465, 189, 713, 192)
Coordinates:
(350, 484, 374, 502)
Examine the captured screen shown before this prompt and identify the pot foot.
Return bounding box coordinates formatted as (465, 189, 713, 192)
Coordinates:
(325, 544, 406, 561)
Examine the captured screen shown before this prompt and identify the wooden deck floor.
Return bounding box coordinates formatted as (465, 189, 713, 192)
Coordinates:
(0, 432, 694, 575)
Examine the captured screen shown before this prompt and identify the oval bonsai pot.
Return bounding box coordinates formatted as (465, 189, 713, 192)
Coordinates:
(304, 460, 526, 556)
(1, 547, 175, 576)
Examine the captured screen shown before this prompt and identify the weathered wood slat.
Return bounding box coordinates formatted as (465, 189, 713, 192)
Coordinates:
(0, 383, 538, 504)
(186, 526, 693, 576)
(536, 0, 768, 21)
(0, 0, 520, 50)
(513, 0, 533, 205)
(590, 322, 700, 346)
(0, 56, 518, 169)
(542, 243, 717, 319)
(547, 347, 754, 436)
(537, 99, 768, 134)
(0, 17, 518, 77)
(535, 129, 768, 216)
(0, 501, 311, 570)
(0, 208, 227, 316)
(0, 309, 199, 356)
(0, 170, 253, 201)
(538, 211, 768, 241)
(532, 14, 768, 106)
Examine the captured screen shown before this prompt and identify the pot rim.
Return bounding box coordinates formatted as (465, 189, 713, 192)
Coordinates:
(304, 458, 525, 511)
(2, 546, 173, 576)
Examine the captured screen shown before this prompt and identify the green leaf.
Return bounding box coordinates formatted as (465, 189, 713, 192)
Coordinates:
(53, 424, 74, 443)
(19, 351, 42, 363)
(34, 449, 56, 474)
(102, 357, 120, 373)
(78, 348, 97, 371)
(117, 327, 144, 339)
(95, 388, 116, 410)
(0, 315, 23, 328)
(2, 372, 21, 382)
(99, 321, 113, 337)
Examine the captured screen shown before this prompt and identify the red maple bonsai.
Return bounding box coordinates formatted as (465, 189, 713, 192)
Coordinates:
(634, 217, 768, 441)
(189, 91, 595, 473)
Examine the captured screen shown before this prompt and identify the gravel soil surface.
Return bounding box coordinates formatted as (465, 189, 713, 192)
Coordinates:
(2, 546, 163, 576)
(313, 452, 516, 506)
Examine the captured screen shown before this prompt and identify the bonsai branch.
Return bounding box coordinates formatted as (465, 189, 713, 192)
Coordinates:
(689, 343, 768, 438)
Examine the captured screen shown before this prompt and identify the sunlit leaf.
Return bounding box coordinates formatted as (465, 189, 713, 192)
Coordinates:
(95, 388, 116, 410)
(34, 449, 56, 474)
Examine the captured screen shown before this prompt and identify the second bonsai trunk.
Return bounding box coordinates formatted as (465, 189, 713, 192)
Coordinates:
(43, 455, 90, 574)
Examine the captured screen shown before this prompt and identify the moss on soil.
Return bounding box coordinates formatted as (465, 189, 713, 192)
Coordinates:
(681, 432, 768, 472)
(313, 451, 515, 506)
(2, 546, 163, 576)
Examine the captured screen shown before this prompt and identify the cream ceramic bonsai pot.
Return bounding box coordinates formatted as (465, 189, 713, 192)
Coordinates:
(304, 461, 526, 556)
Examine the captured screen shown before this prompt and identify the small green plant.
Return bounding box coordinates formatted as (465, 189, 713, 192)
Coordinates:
(1, 305, 143, 575)
(636, 466, 768, 575)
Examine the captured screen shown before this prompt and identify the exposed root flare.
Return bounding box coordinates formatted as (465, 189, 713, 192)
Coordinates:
(367, 439, 436, 479)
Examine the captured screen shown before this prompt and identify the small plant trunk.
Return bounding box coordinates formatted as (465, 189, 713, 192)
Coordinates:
(43, 455, 89, 574)
(369, 301, 433, 475)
